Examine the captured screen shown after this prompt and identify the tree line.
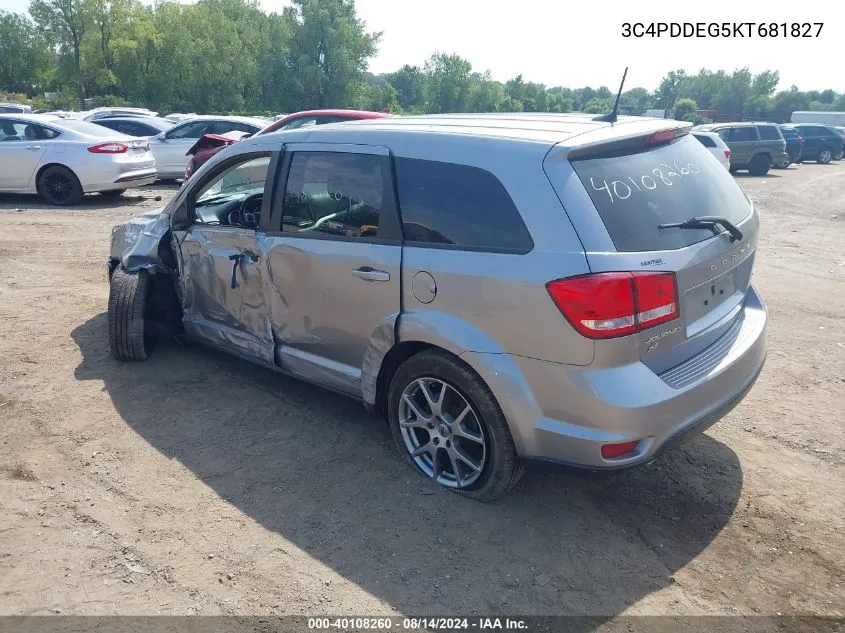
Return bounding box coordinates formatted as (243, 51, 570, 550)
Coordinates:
(2, 0, 844, 121)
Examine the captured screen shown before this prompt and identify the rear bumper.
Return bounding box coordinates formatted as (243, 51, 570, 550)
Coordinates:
(465, 285, 767, 470)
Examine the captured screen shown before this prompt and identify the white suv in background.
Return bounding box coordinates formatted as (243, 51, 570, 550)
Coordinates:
(692, 130, 731, 170)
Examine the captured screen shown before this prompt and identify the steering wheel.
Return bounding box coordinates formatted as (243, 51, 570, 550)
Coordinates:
(227, 193, 263, 228)
(299, 196, 365, 233)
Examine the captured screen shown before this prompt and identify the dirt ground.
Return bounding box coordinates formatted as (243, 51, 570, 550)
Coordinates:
(0, 164, 843, 621)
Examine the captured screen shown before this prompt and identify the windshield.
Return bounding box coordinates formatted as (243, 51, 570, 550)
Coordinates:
(196, 156, 271, 204)
(570, 134, 752, 252)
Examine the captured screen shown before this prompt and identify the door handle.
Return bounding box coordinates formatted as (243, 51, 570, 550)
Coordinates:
(351, 266, 390, 282)
(25, 145, 41, 151)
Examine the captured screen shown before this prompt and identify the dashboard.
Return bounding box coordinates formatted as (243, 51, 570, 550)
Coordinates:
(194, 192, 263, 229)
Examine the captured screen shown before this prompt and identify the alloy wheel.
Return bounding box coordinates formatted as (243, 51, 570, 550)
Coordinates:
(45, 172, 72, 203)
(398, 377, 486, 488)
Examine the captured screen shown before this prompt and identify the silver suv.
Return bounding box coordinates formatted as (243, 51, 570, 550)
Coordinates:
(107, 114, 768, 501)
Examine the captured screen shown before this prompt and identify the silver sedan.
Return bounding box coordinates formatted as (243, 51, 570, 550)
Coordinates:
(0, 113, 156, 205)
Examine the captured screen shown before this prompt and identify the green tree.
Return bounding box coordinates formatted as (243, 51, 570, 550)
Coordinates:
(583, 97, 613, 114)
(423, 53, 472, 113)
(771, 86, 810, 123)
(0, 11, 51, 93)
(388, 65, 426, 112)
(30, 0, 91, 107)
(284, 0, 380, 109)
(654, 70, 687, 111)
(672, 97, 698, 122)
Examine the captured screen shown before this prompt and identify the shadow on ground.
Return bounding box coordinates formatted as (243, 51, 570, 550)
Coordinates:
(72, 312, 743, 618)
(0, 184, 180, 212)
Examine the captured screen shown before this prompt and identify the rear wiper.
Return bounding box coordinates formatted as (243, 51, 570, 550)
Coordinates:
(658, 216, 743, 242)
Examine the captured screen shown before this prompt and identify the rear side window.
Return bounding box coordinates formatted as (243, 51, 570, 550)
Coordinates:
(570, 134, 752, 252)
(728, 127, 755, 142)
(394, 158, 533, 253)
(780, 127, 798, 138)
(756, 126, 781, 140)
(282, 151, 392, 239)
(693, 133, 716, 148)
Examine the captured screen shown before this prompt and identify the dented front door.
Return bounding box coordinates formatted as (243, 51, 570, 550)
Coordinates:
(177, 226, 274, 364)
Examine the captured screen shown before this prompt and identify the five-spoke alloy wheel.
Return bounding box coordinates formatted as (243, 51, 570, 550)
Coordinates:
(388, 349, 524, 502)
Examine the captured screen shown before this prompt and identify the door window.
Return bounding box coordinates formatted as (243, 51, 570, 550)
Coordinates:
(212, 120, 258, 135)
(0, 121, 56, 141)
(756, 125, 781, 140)
(728, 127, 755, 142)
(192, 155, 271, 227)
(166, 120, 211, 139)
(281, 152, 391, 239)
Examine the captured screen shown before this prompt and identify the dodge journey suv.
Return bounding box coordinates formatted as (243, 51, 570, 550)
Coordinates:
(106, 113, 768, 501)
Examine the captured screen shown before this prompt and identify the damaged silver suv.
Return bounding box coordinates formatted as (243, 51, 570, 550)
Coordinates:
(107, 113, 767, 501)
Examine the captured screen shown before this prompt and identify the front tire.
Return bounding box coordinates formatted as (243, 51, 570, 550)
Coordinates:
(387, 350, 524, 502)
(748, 154, 771, 176)
(108, 268, 152, 361)
(37, 165, 83, 206)
(817, 148, 833, 164)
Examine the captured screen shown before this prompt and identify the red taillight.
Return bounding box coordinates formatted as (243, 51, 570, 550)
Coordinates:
(646, 129, 680, 145)
(601, 441, 639, 459)
(724, 149, 731, 159)
(88, 142, 128, 154)
(546, 272, 679, 339)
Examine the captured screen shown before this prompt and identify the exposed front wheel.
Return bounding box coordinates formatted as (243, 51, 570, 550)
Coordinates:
(37, 165, 84, 206)
(747, 155, 771, 176)
(387, 350, 524, 502)
(108, 268, 152, 361)
(817, 148, 833, 164)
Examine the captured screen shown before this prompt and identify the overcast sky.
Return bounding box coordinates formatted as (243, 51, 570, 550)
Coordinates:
(2, 0, 841, 92)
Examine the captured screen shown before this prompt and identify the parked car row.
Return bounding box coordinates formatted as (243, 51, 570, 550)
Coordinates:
(694, 121, 845, 176)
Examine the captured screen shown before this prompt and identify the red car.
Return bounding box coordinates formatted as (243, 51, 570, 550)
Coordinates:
(184, 109, 390, 178)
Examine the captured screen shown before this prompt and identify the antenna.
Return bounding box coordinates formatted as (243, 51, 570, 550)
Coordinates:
(593, 67, 629, 123)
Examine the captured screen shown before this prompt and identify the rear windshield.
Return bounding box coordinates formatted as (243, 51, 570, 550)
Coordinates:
(51, 118, 128, 137)
(570, 134, 752, 252)
(693, 133, 716, 147)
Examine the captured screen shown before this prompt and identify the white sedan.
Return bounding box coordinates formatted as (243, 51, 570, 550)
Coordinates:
(147, 115, 266, 179)
(0, 114, 156, 205)
(692, 130, 732, 170)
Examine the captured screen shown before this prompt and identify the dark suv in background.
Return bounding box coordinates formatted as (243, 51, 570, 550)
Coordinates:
(791, 124, 844, 164)
(777, 125, 803, 167)
(695, 122, 787, 176)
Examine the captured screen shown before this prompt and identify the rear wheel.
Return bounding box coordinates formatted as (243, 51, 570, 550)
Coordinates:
(747, 154, 771, 176)
(108, 268, 152, 361)
(387, 350, 524, 502)
(37, 165, 83, 206)
(817, 148, 833, 164)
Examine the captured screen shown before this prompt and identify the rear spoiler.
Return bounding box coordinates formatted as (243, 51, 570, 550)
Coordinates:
(560, 122, 693, 162)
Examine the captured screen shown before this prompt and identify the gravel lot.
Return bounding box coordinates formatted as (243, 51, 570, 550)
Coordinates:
(0, 165, 843, 619)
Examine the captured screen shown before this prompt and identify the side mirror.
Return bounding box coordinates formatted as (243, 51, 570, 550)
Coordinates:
(154, 132, 167, 142)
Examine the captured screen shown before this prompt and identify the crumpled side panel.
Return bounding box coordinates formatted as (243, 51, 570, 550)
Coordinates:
(110, 210, 171, 272)
(360, 315, 398, 405)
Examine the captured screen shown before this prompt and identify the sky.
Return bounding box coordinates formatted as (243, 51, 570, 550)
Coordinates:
(2, 0, 842, 93)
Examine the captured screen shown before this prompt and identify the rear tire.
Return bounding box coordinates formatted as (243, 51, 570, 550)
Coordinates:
(817, 148, 833, 164)
(387, 349, 524, 502)
(108, 268, 152, 361)
(748, 155, 771, 176)
(36, 165, 84, 206)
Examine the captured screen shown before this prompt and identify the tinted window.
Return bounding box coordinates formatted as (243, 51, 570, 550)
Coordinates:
(570, 134, 752, 252)
(780, 127, 798, 138)
(50, 118, 120, 137)
(728, 127, 755, 142)
(279, 117, 318, 130)
(394, 158, 533, 253)
(0, 121, 58, 140)
(756, 125, 781, 140)
(166, 120, 211, 139)
(282, 152, 391, 239)
(693, 133, 716, 148)
(212, 120, 259, 135)
(798, 126, 827, 137)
